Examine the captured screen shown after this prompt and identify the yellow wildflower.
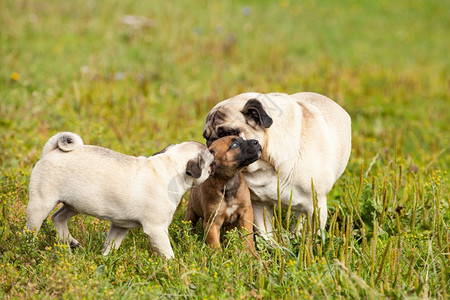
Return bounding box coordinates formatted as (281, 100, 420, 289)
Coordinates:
(11, 72, 20, 81)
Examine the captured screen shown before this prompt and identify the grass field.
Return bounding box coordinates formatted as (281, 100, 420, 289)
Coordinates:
(1, 0, 449, 298)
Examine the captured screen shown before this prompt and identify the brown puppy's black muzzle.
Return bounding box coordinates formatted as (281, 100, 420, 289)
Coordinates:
(237, 139, 262, 167)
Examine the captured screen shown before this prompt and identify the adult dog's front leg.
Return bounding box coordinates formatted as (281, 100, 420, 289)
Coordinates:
(252, 201, 273, 240)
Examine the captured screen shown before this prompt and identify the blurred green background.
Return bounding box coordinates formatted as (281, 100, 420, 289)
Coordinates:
(0, 0, 448, 298)
(1, 0, 448, 168)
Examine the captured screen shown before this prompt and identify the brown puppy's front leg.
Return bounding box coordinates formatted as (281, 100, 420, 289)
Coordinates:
(185, 203, 200, 227)
(204, 221, 222, 249)
(238, 208, 255, 250)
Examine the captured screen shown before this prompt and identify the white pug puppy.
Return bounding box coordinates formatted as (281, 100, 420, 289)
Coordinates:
(26, 132, 214, 258)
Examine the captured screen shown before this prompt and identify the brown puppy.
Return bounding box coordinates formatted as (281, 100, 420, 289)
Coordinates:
(185, 136, 262, 250)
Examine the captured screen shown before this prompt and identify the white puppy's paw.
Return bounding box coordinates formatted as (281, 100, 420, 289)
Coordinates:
(69, 238, 81, 249)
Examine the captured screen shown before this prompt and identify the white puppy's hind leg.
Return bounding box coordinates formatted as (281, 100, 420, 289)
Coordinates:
(26, 195, 59, 236)
(103, 224, 129, 255)
(252, 202, 274, 240)
(51, 204, 80, 248)
(142, 224, 174, 259)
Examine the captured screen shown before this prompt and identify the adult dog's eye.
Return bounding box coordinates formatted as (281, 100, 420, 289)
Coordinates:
(217, 127, 240, 138)
(230, 142, 238, 149)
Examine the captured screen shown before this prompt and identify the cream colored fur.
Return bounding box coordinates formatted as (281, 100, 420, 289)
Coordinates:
(27, 132, 214, 258)
(204, 92, 351, 237)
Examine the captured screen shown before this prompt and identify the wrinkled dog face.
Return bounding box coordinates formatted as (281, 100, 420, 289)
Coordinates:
(161, 142, 215, 199)
(203, 98, 273, 148)
(208, 136, 262, 179)
(184, 144, 215, 186)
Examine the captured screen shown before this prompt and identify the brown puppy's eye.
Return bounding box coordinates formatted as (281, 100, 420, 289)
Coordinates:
(229, 142, 238, 149)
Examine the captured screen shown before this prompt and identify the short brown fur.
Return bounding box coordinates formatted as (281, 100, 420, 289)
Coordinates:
(185, 136, 257, 250)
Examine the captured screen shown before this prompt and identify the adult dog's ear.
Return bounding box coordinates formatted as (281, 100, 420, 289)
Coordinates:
(186, 156, 205, 179)
(241, 99, 273, 128)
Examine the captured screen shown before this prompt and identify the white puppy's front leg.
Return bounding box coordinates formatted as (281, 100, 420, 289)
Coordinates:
(103, 223, 129, 255)
(252, 202, 274, 240)
(51, 204, 80, 248)
(142, 224, 174, 259)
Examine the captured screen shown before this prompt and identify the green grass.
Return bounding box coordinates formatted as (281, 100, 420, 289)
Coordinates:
(1, 0, 449, 298)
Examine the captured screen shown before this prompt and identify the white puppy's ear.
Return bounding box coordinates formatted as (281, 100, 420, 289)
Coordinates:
(152, 144, 175, 156)
(241, 99, 273, 128)
(186, 156, 205, 179)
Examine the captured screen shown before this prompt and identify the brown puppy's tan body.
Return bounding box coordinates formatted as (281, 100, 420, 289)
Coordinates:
(185, 136, 262, 250)
(187, 172, 253, 249)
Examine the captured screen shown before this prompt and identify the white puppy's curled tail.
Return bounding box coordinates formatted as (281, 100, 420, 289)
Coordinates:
(41, 132, 84, 158)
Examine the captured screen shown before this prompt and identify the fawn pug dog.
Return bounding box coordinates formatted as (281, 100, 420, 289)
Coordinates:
(203, 92, 351, 237)
(26, 132, 214, 259)
(185, 136, 262, 250)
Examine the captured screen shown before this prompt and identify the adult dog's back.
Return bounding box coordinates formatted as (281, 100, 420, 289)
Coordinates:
(291, 92, 351, 182)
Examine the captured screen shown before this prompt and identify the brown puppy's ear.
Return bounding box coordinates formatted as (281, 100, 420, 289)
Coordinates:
(241, 99, 273, 128)
(186, 156, 204, 179)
